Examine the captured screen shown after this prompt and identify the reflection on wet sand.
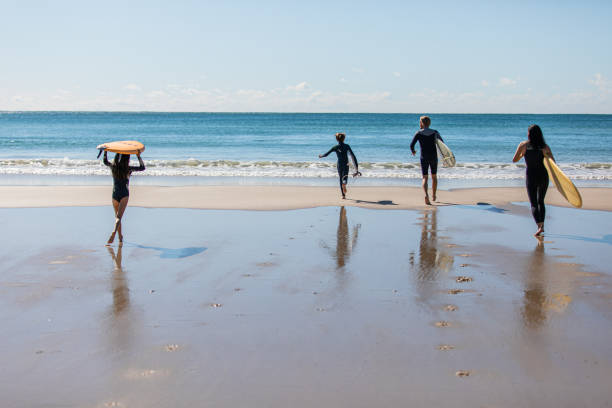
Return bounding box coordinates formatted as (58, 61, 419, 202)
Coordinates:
(410, 210, 454, 282)
(521, 239, 574, 330)
(107, 245, 129, 316)
(521, 240, 547, 329)
(334, 206, 360, 269)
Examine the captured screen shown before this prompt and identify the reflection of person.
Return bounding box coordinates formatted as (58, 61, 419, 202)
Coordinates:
(521, 238, 547, 329)
(335, 206, 360, 268)
(319, 133, 360, 199)
(413, 210, 439, 280)
(512, 125, 555, 236)
(411, 116, 444, 205)
(103, 152, 145, 244)
(410, 209, 454, 283)
(106, 245, 129, 316)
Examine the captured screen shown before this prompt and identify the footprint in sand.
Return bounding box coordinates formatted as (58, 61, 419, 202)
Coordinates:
(458, 253, 472, 258)
(459, 263, 471, 267)
(446, 244, 460, 248)
(455, 370, 471, 377)
(123, 369, 167, 380)
(455, 276, 473, 283)
(438, 345, 455, 351)
(435, 321, 450, 327)
(165, 344, 179, 352)
(444, 304, 458, 311)
(448, 289, 465, 295)
(101, 402, 125, 408)
(210, 303, 222, 308)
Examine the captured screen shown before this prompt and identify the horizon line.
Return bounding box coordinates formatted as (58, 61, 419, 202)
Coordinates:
(1, 110, 611, 115)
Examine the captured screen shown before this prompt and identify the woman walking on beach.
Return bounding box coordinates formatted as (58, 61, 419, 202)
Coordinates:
(513, 124, 555, 236)
(319, 132, 360, 199)
(103, 152, 145, 244)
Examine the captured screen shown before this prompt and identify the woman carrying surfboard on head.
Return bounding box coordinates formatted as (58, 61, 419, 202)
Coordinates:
(513, 125, 555, 237)
(319, 132, 361, 199)
(103, 151, 145, 245)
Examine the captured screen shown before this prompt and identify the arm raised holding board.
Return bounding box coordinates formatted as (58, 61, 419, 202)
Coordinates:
(98, 140, 146, 245)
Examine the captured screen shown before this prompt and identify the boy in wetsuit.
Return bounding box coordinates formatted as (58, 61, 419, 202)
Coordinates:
(319, 133, 360, 199)
(410, 116, 443, 205)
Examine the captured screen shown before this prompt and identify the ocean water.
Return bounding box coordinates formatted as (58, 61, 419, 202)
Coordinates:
(0, 112, 611, 186)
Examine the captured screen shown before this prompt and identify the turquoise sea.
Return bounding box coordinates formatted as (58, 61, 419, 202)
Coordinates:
(1, 112, 611, 186)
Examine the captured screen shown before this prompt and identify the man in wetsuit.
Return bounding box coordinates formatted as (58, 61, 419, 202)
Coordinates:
(319, 132, 360, 199)
(410, 116, 443, 205)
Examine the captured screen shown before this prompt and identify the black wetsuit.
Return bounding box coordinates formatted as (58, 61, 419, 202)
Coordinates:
(321, 142, 358, 193)
(410, 128, 443, 175)
(104, 154, 146, 202)
(524, 144, 549, 224)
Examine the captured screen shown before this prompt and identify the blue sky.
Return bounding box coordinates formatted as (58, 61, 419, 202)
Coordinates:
(1, 0, 611, 112)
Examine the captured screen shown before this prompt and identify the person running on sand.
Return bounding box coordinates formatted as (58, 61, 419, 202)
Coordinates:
(319, 132, 361, 199)
(103, 152, 145, 245)
(513, 124, 555, 237)
(410, 116, 444, 205)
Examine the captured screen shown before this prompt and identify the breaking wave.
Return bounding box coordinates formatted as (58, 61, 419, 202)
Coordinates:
(1, 158, 612, 180)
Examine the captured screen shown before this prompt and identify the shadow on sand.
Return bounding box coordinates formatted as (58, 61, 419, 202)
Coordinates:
(127, 243, 207, 259)
(351, 199, 397, 206)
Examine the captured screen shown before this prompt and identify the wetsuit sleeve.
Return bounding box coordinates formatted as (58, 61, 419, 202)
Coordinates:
(129, 156, 146, 172)
(348, 145, 358, 169)
(410, 133, 419, 154)
(435, 131, 444, 143)
(103, 151, 111, 167)
(321, 146, 337, 158)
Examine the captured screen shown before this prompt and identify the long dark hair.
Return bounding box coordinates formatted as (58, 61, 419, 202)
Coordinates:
(527, 124, 546, 149)
(111, 154, 131, 179)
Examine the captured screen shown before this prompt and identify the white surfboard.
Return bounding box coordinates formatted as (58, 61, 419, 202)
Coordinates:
(436, 139, 456, 167)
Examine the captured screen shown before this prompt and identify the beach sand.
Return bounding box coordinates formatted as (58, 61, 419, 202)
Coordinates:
(0, 200, 611, 407)
(1, 185, 611, 211)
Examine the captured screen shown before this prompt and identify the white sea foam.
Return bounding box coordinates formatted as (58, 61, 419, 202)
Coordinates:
(1, 158, 611, 180)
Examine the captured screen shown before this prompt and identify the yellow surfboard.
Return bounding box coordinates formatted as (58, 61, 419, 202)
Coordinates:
(97, 140, 145, 155)
(543, 157, 582, 208)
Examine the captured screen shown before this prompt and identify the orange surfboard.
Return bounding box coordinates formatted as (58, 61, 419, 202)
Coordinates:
(97, 140, 145, 155)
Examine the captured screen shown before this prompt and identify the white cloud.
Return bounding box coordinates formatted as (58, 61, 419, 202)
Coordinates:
(498, 77, 518, 87)
(393, 72, 401, 78)
(481, 80, 489, 87)
(286, 82, 310, 92)
(146, 90, 166, 98)
(589, 73, 610, 91)
(339, 77, 347, 83)
(3, 81, 612, 113)
(124, 84, 142, 92)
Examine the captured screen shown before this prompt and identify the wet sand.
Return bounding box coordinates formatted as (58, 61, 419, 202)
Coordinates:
(1, 204, 611, 407)
(0, 185, 611, 211)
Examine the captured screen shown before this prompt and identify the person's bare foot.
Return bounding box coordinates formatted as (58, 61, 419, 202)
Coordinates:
(107, 232, 115, 245)
(425, 196, 431, 205)
(433, 193, 437, 201)
(534, 224, 544, 236)
(119, 234, 124, 243)
(342, 194, 346, 199)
